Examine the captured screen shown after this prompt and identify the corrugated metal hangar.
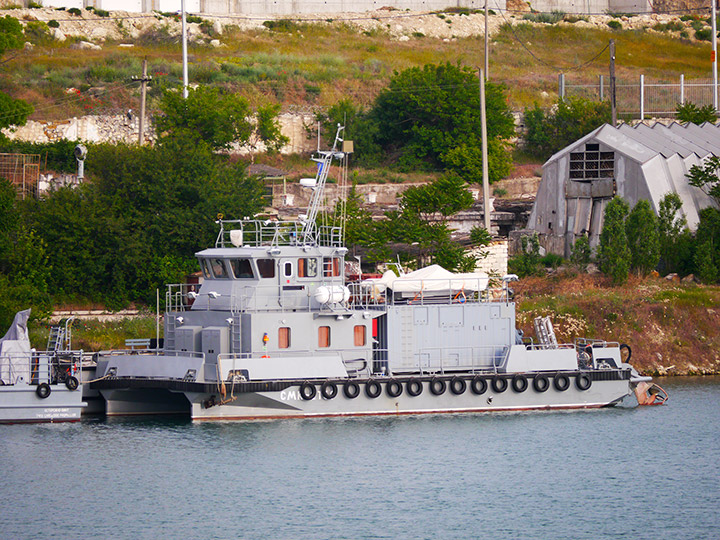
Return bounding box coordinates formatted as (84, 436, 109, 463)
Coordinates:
(527, 122, 720, 257)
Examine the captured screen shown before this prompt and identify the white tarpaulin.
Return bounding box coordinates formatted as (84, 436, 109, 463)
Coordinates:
(0, 309, 32, 384)
(363, 265, 489, 295)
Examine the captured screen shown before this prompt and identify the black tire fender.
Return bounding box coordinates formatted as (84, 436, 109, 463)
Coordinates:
(343, 381, 360, 399)
(429, 377, 446, 396)
(365, 380, 382, 399)
(65, 376, 79, 391)
(576, 372, 592, 391)
(620, 343, 632, 363)
(533, 374, 550, 393)
(491, 376, 508, 393)
(553, 373, 570, 392)
(36, 382, 51, 399)
(321, 381, 338, 399)
(406, 378, 423, 397)
(386, 379, 403, 398)
(512, 374, 528, 393)
(470, 376, 488, 395)
(450, 377, 467, 395)
(300, 381, 316, 400)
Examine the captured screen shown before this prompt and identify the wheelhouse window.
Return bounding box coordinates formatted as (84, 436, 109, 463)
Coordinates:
(200, 259, 212, 279)
(354, 325, 366, 347)
(279, 327, 291, 349)
(323, 257, 341, 277)
(283, 262, 293, 277)
(209, 258, 229, 279)
(299, 258, 318, 278)
(230, 258, 254, 279)
(318, 326, 330, 348)
(257, 259, 276, 278)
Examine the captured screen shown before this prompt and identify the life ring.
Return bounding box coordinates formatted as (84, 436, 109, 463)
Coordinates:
(512, 374, 528, 393)
(491, 376, 508, 393)
(620, 343, 632, 363)
(553, 373, 570, 392)
(575, 372, 592, 391)
(406, 378, 423, 397)
(65, 376, 79, 391)
(365, 380, 382, 399)
(429, 377, 446, 396)
(470, 376, 488, 395)
(450, 377, 467, 395)
(321, 381, 338, 399)
(343, 381, 360, 399)
(533, 374, 550, 393)
(36, 383, 51, 399)
(386, 379, 403, 398)
(300, 381, 316, 400)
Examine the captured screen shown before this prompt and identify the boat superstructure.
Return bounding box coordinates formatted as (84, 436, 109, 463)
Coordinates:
(91, 127, 652, 420)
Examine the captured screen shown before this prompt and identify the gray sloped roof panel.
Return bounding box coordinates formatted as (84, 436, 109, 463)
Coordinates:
(647, 123, 709, 157)
(666, 122, 720, 156)
(593, 125, 658, 163)
(629, 123, 695, 158)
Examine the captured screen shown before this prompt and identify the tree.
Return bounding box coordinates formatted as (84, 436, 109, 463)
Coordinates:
(252, 103, 289, 154)
(693, 207, 720, 283)
(524, 96, 611, 160)
(368, 62, 515, 181)
(399, 172, 474, 219)
(0, 16, 33, 130)
(657, 192, 688, 275)
(598, 197, 631, 285)
(676, 102, 717, 124)
(570, 234, 591, 270)
(155, 86, 253, 150)
(314, 98, 380, 164)
(686, 156, 720, 207)
(625, 199, 659, 275)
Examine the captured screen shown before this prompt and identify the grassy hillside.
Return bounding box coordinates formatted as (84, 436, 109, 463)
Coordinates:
(515, 274, 720, 376)
(2, 10, 713, 121)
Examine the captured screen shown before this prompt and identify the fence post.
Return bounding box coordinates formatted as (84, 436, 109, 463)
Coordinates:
(680, 74, 684, 105)
(640, 74, 645, 120)
(558, 73, 565, 99)
(599, 74, 604, 101)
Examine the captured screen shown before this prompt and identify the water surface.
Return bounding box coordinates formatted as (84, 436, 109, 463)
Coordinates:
(1, 376, 718, 539)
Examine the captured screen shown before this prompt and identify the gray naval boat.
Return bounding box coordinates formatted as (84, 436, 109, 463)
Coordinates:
(91, 127, 654, 420)
(0, 311, 85, 423)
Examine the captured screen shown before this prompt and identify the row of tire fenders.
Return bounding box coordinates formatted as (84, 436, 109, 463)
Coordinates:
(298, 372, 593, 401)
(35, 376, 80, 399)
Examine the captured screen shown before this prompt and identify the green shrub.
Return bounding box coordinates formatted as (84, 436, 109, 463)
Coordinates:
(523, 11, 565, 24)
(186, 15, 203, 24)
(607, 20, 622, 30)
(28, 1, 42, 8)
(570, 236, 591, 269)
(68, 7, 81, 16)
(263, 19, 302, 32)
(563, 15, 588, 23)
(48, 19, 60, 28)
(509, 234, 544, 277)
(94, 9, 110, 17)
(691, 20, 705, 31)
(470, 226, 492, 246)
(677, 101, 717, 124)
(695, 28, 712, 41)
(598, 197, 631, 284)
(680, 30, 689, 38)
(541, 253, 564, 268)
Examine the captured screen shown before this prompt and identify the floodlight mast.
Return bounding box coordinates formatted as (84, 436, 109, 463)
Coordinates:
(301, 124, 345, 245)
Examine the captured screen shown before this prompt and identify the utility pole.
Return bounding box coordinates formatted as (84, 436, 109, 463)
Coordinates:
(479, 68, 491, 232)
(181, 0, 188, 99)
(609, 39, 617, 127)
(484, 1, 489, 78)
(713, 0, 718, 111)
(132, 58, 152, 145)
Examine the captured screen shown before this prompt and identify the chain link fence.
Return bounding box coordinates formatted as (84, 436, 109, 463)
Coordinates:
(561, 74, 715, 119)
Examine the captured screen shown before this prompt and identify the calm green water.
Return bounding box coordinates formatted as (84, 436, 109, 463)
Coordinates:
(1, 377, 718, 540)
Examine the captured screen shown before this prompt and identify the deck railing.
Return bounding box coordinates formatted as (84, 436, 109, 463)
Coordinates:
(215, 219, 342, 249)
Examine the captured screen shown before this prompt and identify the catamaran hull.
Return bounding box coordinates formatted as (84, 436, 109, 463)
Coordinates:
(97, 374, 633, 420)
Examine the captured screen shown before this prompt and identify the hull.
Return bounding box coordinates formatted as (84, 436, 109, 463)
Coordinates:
(97, 372, 633, 421)
(0, 385, 86, 423)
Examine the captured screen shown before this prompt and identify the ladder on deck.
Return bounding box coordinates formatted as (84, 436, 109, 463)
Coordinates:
(533, 316, 558, 348)
(47, 317, 75, 352)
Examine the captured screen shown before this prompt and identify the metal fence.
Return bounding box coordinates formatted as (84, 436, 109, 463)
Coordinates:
(560, 74, 716, 119)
